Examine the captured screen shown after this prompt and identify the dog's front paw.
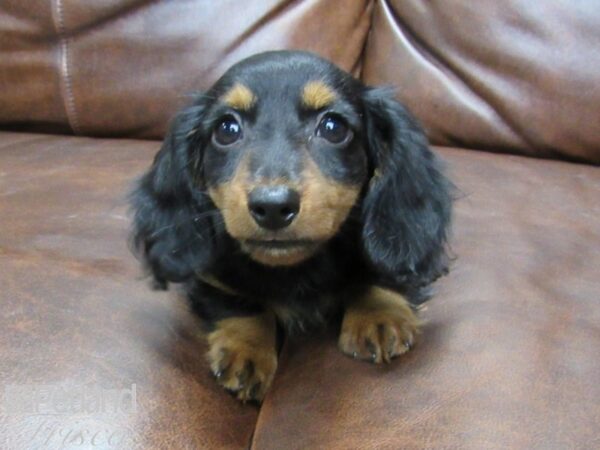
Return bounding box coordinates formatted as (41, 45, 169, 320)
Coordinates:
(338, 287, 420, 364)
(207, 314, 277, 403)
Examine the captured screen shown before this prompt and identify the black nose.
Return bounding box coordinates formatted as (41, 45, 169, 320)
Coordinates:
(248, 186, 300, 230)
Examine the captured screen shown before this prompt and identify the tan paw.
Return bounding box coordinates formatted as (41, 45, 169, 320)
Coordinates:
(207, 313, 277, 402)
(338, 287, 420, 364)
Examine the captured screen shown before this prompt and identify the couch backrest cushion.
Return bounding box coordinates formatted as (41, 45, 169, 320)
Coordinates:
(2, 0, 599, 164)
(0, 0, 372, 139)
(361, 0, 600, 163)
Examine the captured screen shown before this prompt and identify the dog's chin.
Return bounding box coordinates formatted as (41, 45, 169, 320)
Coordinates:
(240, 239, 322, 267)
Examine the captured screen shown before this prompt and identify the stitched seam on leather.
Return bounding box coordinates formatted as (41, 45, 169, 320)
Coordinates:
(51, 0, 81, 135)
(385, 1, 535, 152)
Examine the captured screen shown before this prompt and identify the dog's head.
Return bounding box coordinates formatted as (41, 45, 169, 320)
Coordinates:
(131, 51, 451, 287)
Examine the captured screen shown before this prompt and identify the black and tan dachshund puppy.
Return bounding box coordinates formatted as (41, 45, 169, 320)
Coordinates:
(131, 51, 452, 402)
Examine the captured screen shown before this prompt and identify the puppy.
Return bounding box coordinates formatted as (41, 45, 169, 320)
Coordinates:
(131, 51, 452, 402)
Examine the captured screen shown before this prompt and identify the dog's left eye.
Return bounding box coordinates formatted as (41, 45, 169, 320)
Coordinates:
(316, 114, 350, 144)
(213, 116, 242, 146)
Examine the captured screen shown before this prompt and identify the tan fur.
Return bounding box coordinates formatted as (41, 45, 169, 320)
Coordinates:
(207, 313, 277, 402)
(221, 83, 256, 111)
(208, 157, 254, 237)
(208, 154, 361, 267)
(301, 81, 337, 109)
(298, 157, 360, 238)
(242, 242, 320, 266)
(339, 287, 421, 364)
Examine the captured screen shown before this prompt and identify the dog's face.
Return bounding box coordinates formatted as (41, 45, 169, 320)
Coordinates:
(199, 55, 368, 266)
(132, 51, 451, 287)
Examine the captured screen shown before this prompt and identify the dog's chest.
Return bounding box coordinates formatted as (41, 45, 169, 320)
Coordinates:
(267, 293, 340, 334)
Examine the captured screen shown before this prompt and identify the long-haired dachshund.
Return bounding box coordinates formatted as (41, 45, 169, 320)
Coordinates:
(131, 51, 452, 402)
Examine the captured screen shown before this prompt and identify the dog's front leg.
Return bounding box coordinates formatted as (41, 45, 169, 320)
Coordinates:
(338, 286, 420, 364)
(190, 278, 278, 403)
(207, 312, 277, 402)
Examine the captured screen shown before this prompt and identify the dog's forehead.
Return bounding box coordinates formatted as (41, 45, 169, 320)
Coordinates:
(214, 52, 354, 111)
(221, 74, 339, 111)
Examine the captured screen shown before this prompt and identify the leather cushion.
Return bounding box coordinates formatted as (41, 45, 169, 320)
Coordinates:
(0, 0, 372, 139)
(362, 0, 600, 163)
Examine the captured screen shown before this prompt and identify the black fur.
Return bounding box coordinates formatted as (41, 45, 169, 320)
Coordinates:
(362, 87, 452, 288)
(131, 101, 216, 287)
(130, 50, 452, 332)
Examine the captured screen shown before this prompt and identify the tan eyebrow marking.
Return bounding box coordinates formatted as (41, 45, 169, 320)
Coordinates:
(221, 83, 256, 111)
(301, 81, 337, 110)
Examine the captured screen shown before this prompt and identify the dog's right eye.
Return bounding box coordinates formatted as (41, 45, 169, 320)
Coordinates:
(213, 116, 242, 146)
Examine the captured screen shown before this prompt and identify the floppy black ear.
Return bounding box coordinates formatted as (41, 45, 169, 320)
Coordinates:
(130, 99, 216, 288)
(361, 88, 452, 288)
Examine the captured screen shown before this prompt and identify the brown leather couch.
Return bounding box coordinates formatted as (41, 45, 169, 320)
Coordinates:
(1, 1, 599, 448)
